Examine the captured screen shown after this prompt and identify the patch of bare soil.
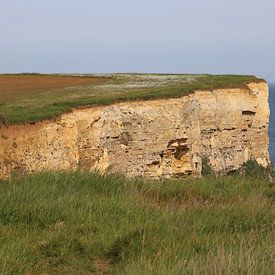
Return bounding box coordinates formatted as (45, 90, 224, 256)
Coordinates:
(92, 259, 113, 274)
(0, 75, 106, 102)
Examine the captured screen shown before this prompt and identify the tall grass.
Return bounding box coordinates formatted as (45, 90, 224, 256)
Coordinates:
(0, 172, 274, 274)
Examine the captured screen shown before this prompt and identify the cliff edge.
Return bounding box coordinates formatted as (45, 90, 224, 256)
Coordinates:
(0, 80, 270, 179)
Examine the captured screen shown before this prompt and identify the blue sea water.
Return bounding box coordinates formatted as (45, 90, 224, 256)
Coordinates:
(269, 84, 275, 164)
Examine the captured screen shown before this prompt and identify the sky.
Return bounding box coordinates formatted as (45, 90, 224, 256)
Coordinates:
(1, 0, 275, 82)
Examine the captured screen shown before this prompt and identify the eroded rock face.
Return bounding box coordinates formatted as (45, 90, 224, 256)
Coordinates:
(0, 82, 270, 179)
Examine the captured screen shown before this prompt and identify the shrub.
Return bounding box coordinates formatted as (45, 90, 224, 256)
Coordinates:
(201, 158, 213, 176)
(240, 160, 273, 181)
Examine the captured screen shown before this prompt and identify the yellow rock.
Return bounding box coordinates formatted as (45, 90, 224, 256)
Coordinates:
(0, 82, 270, 179)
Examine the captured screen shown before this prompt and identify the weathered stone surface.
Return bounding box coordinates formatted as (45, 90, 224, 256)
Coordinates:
(0, 82, 270, 179)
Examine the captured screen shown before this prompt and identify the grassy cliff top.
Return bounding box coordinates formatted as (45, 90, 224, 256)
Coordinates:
(0, 73, 265, 125)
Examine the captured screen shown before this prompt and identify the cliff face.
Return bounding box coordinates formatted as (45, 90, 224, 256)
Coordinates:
(0, 82, 270, 179)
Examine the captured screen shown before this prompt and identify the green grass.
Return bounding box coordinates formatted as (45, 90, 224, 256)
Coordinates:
(0, 172, 274, 274)
(0, 73, 264, 125)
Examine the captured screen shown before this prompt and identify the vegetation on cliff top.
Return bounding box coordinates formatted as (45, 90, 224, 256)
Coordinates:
(0, 170, 274, 274)
(0, 73, 264, 125)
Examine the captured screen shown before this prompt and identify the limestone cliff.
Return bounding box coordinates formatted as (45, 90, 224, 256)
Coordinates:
(0, 82, 270, 179)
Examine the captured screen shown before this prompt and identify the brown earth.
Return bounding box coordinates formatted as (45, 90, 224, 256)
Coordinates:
(92, 259, 113, 274)
(0, 74, 106, 102)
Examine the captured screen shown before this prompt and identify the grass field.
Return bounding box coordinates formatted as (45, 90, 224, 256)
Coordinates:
(0, 170, 274, 274)
(0, 73, 264, 125)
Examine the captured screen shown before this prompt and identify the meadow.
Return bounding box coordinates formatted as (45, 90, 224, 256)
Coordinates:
(0, 166, 274, 274)
(0, 73, 263, 124)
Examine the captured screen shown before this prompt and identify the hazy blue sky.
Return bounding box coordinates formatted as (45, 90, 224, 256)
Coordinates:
(1, 0, 275, 81)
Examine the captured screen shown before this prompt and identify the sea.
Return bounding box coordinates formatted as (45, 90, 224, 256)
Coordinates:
(269, 84, 275, 164)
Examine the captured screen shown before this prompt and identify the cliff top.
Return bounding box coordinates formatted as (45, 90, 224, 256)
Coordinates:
(0, 73, 265, 125)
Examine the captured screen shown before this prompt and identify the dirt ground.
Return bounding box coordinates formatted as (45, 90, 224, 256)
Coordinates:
(0, 74, 106, 102)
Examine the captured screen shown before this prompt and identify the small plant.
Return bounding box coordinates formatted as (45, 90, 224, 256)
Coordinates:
(240, 160, 273, 181)
(0, 114, 7, 125)
(201, 157, 213, 176)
